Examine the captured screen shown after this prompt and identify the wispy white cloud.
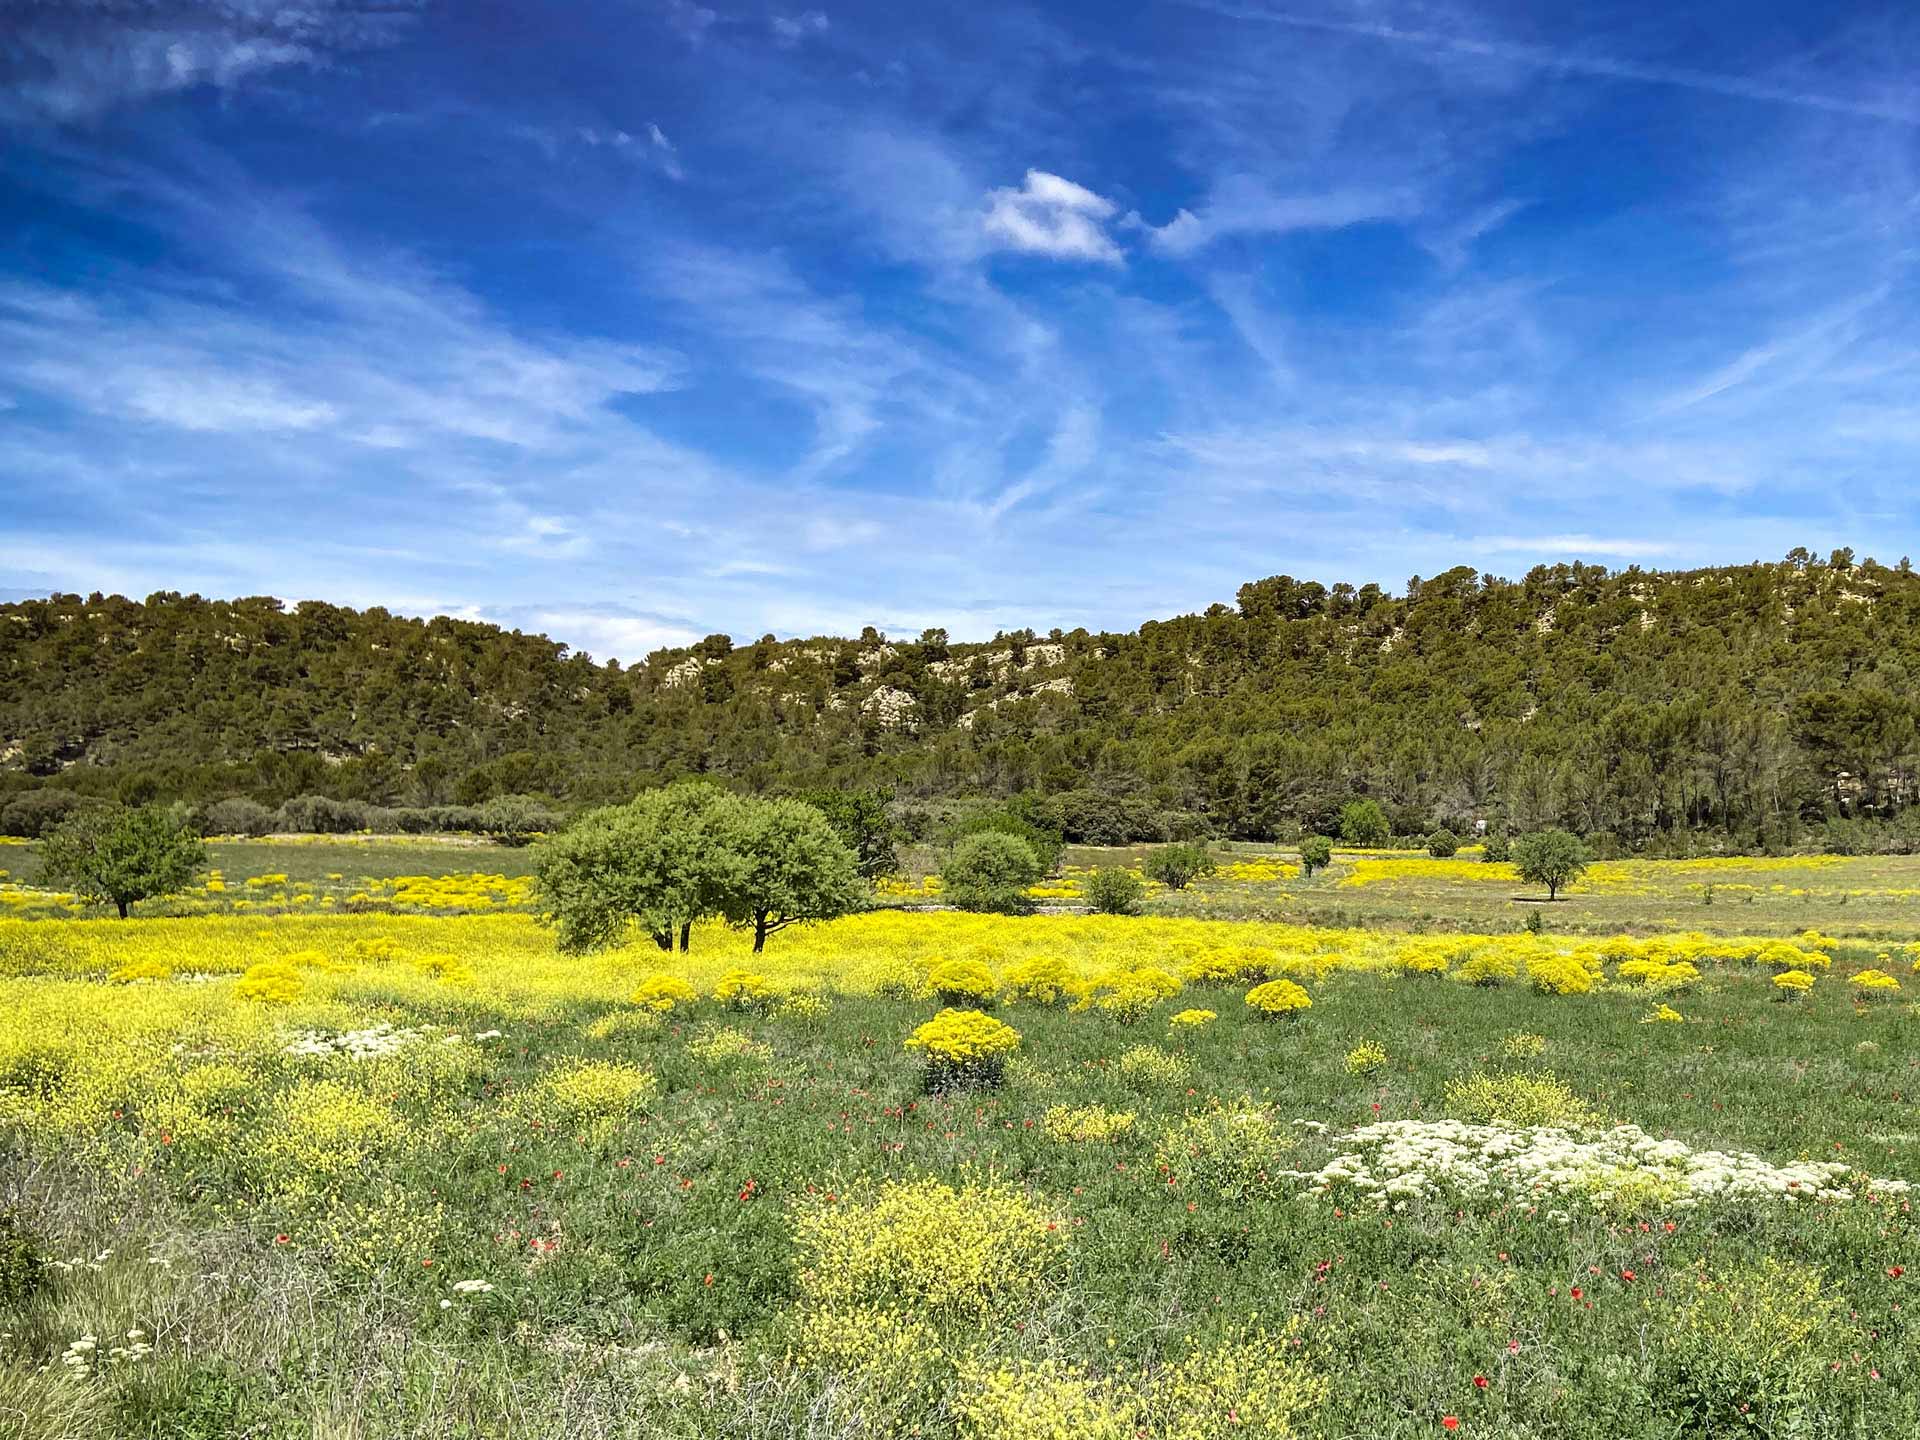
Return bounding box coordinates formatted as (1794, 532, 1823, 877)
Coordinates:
(1137, 176, 1412, 255)
(1222, 7, 1920, 125)
(982, 170, 1125, 264)
(1, 1, 424, 123)
(771, 11, 831, 48)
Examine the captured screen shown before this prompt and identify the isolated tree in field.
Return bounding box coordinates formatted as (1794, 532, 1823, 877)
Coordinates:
(532, 783, 734, 953)
(1299, 834, 1333, 877)
(39, 803, 203, 918)
(1339, 799, 1390, 847)
(1512, 828, 1589, 901)
(1427, 828, 1459, 859)
(942, 832, 1043, 914)
(715, 796, 861, 952)
(1143, 842, 1214, 890)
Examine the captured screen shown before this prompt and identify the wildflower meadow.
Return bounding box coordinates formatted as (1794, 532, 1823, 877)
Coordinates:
(0, 880, 1916, 1439)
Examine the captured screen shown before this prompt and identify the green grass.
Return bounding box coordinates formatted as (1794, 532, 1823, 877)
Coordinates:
(3, 950, 1916, 1438)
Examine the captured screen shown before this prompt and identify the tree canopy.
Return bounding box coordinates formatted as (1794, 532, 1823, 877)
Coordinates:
(9, 552, 1920, 850)
(38, 803, 204, 918)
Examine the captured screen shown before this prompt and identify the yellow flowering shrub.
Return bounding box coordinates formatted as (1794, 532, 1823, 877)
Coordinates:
(582, 1009, 664, 1042)
(955, 1358, 1132, 1440)
(1079, 967, 1182, 1024)
(234, 960, 304, 1005)
(1617, 958, 1701, 992)
(1849, 969, 1901, 998)
(1001, 955, 1076, 1006)
(928, 959, 999, 1005)
(1772, 969, 1814, 998)
(629, 973, 698, 1012)
(344, 936, 402, 963)
(1153, 1100, 1292, 1200)
(1184, 946, 1272, 985)
(1244, 978, 1311, 1018)
(714, 969, 773, 1010)
(1655, 1260, 1848, 1432)
(771, 991, 831, 1023)
(410, 952, 474, 986)
(539, 1059, 657, 1140)
(1168, 1008, 1216, 1032)
(905, 1008, 1022, 1089)
(1641, 1003, 1685, 1024)
(1501, 1031, 1548, 1059)
(1391, 941, 1450, 978)
(794, 1178, 1063, 1318)
(1759, 941, 1830, 971)
(794, 1302, 946, 1395)
(1456, 951, 1518, 986)
(687, 1026, 772, 1066)
(263, 1079, 403, 1186)
(1116, 1045, 1191, 1088)
(1150, 1319, 1327, 1440)
(1344, 1041, 1388, 1075)
(1042, 1104, 1136, 1144)
(1525, 954, 1597, 996)
(1444, 1070, 1598, 1128)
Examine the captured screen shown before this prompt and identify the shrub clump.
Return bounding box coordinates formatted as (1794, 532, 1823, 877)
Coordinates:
(630, 973, 698, 1012)
(904, 1009, 1022, 1091)
(1042, 1104, 1136, 1144)
(1083, 866, 1146, 916)
(794, 1178, 1062, 1318)
(1153, 1101, 1294, 1201)
(928, 959, 999, 1006)
(1443, 1069, 1598, 1129)
(234, 960, 304, 1005)
(1000, 955, 1076, 1006)
(1245, 977, 1312, 1019)
(713, 969, 773, 1011)
(942, 833, 1044, 915)
(540, 1059, 657, 1141)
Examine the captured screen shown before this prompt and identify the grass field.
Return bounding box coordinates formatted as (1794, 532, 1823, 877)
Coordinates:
(1, 904, 1917, 1438)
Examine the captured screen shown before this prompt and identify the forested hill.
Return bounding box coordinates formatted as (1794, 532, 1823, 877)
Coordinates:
(4, 550, 1918, 846)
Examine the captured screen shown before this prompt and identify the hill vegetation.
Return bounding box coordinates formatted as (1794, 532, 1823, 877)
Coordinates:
(5, 547, 1918, 850)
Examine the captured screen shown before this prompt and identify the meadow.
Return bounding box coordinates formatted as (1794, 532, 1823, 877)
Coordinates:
(1, 899, 1917, 1438)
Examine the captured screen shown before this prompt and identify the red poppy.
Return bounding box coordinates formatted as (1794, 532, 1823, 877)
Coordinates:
(1442, 1418, 1461, 1431)
(1473, 1375, 1488, 1390)
(1890, 1267, 1906, 1279)
(1621, 1269, 1637, 1283)
(1569, 1287, 1583, 1300)
(273, 1233, 290, 1245)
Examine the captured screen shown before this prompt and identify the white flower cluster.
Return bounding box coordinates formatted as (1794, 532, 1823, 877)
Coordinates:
(1286, 1119, 1913, 1212)
(440, 1277, 495, 1307)
(61, 1329, 151, 1369)
(283, 1022, 424, 1060)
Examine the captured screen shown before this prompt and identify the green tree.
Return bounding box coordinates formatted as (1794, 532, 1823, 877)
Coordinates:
(1299, 834, 1333, 877)
(532, 783, 733, 953)
(1143, 842, 1214, 890)
(1512, 828, 1589, 900)
(715, 797, 862, 952)
(38, 803, 203, 918)
(795, 787, 898, 878)
(1482, 829, 1510, 863)
(480, 793, 560, 848)
(1427, 827, 1460, 859)
(1339, 799, 1390, 847)
(941, 832, 1043, 914)
(1084, 865, 1145, 915)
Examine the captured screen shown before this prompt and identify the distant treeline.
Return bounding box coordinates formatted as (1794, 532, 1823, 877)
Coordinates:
(5, 547, 1920, 853)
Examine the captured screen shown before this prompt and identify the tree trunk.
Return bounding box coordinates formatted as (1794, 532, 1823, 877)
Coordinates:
(678, 920, 691, 952)
(651, 929, 673, 951)
(116, 897, 130, 919)
(753, 910, 769, 953)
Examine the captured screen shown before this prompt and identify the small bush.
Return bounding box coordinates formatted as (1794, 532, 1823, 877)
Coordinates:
(713, 969, 773, 1010)
(905, 1008, 1022, 1091)
(1245, 977, 1312, 1019)
(630, 973, 699, 1012)
(0, 1208, 49, 1307)
(1426, 828, 1459, 858)
(1143, 843, 1215, 890)
(1083, 866, 1145, 916)
(942, 833, 1044, 915)
(1298, 835, 1333, 877)
(1443, 1070, 1598, 1128)
(1481, 829, 1510, 863)
(928, 958, 999, 1006)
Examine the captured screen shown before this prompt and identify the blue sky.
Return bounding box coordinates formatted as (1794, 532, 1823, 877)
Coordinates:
(3, 1, 1917, 660)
